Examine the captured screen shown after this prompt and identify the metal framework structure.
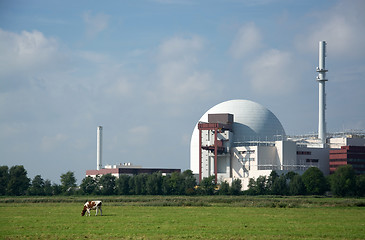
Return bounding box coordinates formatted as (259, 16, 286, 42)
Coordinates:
(198, 122, 232, 183)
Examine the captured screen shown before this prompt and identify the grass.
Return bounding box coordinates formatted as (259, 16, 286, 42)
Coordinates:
(0, 196, 365, 239)
(1, 195, 365, 207)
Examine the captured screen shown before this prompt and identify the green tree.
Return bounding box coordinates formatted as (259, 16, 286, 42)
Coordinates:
(80, 176, 98, 195)
(247, 176, 268, 195)
(289, 174, 306, 195)
(99, 174, 116, 195)
(267, 171, 279, 193)
(7, 165, 30, 196)
(28, 175, 45, 196)
(133, 174, 147, 195)
(356, 175, 365, 197)
(0, 166, 9, 195)
(182, 170, 196, 195)
(246, 178, 257, 195)
(128, 176, 136, 195)
(302, 167, 328, 195)
(219, 181, 230, 195)
(169, 172, 185, 195)
(60, 171, 77, 195)
(162, 175, 172, 195)
(200, 176, 216, 195)
(44, 180, 53, 196)
(285, 171, 298, 181)
(52, 183, 62, 195)
(271, 175, 288, 195)
(146, 172, 163, 195)
(256, 176, 268, 195)
(230, 178, 242, 195)
(115, 175, 130, 195)
(330, 165, 356, 197)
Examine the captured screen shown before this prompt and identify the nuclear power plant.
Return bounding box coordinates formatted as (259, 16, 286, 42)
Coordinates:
(86, 41, 365, 188)
(190, 41, 365, 189)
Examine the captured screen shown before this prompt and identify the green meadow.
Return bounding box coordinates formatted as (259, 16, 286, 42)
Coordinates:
(1, 196, 364, 239)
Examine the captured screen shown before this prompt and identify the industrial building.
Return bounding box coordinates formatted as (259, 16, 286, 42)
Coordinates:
(329, 146, 365, 174)
(190, 41, 365, 189)
(86, 163, 180, 178)
(86, 126, 181, 179)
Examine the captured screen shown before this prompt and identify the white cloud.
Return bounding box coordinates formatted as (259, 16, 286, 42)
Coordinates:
(154, 35, 214, 104)
(158, 35, 204, 61)
(0, 122, 26, 138)
(77, 50, 110, 63)
(104, 77, 132, 97)
(229, 22, 262, 59)
(297, 0, 365, 58)
(0, 28, 135, 143)
(245, 49, 297, 95)
(41, 134, 68, 152)
(83, 11, 110, 37)
(0, 29, 64, 78)
(128, 126, 151, 144)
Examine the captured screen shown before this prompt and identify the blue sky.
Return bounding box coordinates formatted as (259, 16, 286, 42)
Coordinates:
(1, 0, 364, 184)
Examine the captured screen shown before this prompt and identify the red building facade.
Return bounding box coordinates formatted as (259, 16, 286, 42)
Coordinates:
(329, 146, 365, 174)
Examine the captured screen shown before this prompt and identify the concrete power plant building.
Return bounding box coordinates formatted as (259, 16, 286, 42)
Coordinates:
(190, 41, 365, 189)
(86, 126, 181, 178)
(190, 100, 332, 189)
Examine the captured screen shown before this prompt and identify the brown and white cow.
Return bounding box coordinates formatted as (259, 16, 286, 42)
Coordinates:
(81, 201, 102, 216)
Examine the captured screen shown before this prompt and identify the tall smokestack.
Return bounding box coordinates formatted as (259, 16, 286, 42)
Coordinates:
(97, 126, 102, 170)
(316, 41, 328, 146)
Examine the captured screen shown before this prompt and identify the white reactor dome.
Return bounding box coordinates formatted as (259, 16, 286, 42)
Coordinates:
(190, 99, 286, 174)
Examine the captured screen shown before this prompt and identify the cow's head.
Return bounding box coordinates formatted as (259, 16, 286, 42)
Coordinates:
(81, 206, 87, 216)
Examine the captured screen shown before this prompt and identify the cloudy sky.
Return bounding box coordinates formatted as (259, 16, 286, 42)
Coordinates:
(1, 0, 364, 184)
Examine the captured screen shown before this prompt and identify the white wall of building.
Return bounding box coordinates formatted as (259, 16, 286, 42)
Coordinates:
(257, 145, 279, 170)
(276, 141, 297, 170)
(328, 137, 365, 148)
(221, 140, 330, 190)
(296, 146, 329, 175)
(231, 146, 259, 179)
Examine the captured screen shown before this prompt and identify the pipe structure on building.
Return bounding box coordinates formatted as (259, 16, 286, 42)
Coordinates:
(97, 126, 102, 170)
(198, 122, 232, 183)
(316, 41, 328, 146)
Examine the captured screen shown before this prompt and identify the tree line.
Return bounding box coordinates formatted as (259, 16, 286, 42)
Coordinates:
(1, 165, 364, 197)
(247, 166, 365, 197)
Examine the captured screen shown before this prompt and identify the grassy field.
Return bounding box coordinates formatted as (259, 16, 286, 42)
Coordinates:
(1, 196, 365, 239)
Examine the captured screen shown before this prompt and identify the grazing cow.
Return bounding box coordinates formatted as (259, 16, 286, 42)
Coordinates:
(81, 201, 102, 216)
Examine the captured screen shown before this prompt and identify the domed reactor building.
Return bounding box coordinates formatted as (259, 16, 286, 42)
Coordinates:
(190, 42, 365, 189)
(190, 99, 328, 189)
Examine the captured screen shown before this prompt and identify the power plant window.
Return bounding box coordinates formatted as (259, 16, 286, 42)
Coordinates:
(306, 159, 319, 163)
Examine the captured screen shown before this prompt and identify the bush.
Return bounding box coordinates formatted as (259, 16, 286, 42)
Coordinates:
(289, 175, 306, 195)
(200, 176, 216, 195)
(219, 181, 230, 195)
(330, 165, 356, 197)
(271, 175, 288, 195)
(356, 175, 365, 197)
(302, 167, 328, 195)
(230, 179, 242, 195)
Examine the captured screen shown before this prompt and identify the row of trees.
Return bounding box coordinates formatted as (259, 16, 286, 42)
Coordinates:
(79, 171, 198, 195)
(247, 167, 327, 196)
(1, 165, 364, 197)
(0, 166, 80, 196)
(247, 166, 365, 197)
